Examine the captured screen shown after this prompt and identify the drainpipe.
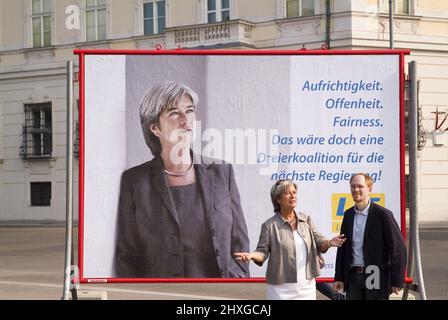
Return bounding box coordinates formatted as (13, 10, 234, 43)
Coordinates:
(389, 0, 394, 49)
(326, 0, 331, 48)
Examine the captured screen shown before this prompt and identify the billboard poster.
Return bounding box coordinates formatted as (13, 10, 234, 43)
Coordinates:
(77, 50, 406, 283)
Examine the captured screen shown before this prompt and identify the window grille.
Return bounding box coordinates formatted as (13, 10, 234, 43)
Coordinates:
(20, 102, 52, 160)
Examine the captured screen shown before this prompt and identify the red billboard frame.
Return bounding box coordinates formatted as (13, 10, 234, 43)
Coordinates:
(74, 48, 411, 284)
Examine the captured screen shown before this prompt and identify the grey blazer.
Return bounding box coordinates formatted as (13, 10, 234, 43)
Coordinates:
(114, 154, 250, 278)
(254, 212, 328, 284)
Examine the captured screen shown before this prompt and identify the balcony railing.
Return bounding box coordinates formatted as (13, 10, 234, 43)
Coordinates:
(165, 20, 255, 48)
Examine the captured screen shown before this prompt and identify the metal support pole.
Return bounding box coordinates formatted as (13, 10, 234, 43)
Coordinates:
(402, 221, 414, 299)
(62, 61, 74, 300)
(402, 78, 414, 301)
(389, 0, 394, 49)
(407, 61, 427, 300)
(325, 0, 331, 49)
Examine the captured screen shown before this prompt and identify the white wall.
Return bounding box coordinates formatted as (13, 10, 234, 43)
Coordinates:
(0, 71, 68, 221)
(83, 55, 126, 277)
(407, 52, 448, 222)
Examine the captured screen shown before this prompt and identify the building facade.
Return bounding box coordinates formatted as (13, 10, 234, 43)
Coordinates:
(0, 0, 447, 222)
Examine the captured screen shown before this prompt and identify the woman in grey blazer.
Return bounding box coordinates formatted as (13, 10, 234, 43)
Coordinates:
(115, 81, 250, 278)
(234, 179, 345, 299)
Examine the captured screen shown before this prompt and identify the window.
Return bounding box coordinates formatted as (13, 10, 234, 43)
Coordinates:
(286, 0, 314, 18)
(385, 0, 410, 14)
(31, 0, 52, 47)
(143, 0, 166, 35)
(20, 103, 52, 160)
(396, 0, 409, 14)
(31, 182, 51, 206)
(207, 0, 230, 23)
(86, 0, 107, 41)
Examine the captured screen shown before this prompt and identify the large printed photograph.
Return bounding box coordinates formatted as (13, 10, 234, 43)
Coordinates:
(81, 52, 403, 282)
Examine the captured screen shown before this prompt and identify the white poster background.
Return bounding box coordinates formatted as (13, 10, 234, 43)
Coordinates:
(83, 54, 401, 279)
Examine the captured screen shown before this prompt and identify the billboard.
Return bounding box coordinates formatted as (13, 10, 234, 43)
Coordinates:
(76, 49, 407, 283)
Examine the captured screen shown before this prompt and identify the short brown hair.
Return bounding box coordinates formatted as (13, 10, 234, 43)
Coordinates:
(350, 173, 373, 188)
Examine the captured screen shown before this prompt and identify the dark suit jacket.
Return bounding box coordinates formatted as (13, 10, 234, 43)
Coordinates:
(114, 154, 250, 278)
(334, 202, 407, 298)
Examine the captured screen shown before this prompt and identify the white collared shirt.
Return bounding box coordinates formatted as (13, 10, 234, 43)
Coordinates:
(351, 199, 371, 267)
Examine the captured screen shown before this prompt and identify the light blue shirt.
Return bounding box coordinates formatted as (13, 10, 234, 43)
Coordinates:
(351, 199, 370, 267)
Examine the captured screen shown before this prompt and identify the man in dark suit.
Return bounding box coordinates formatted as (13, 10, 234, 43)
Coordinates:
(114, 81, 249, 278)
(333, 173, 407, 300)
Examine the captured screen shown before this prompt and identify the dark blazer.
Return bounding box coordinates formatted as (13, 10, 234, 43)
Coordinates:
(114, 154, 250, 278)
(334, 202, 407, 298)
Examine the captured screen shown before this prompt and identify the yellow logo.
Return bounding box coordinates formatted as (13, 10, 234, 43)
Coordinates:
(331, 194, 385, 233)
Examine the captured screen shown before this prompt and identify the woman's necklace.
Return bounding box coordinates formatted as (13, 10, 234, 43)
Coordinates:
(287, 215, 297, 231)
(163, 162, 194, 177)
(282, 213, 296, 224)
(287, 215, 296, 224)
